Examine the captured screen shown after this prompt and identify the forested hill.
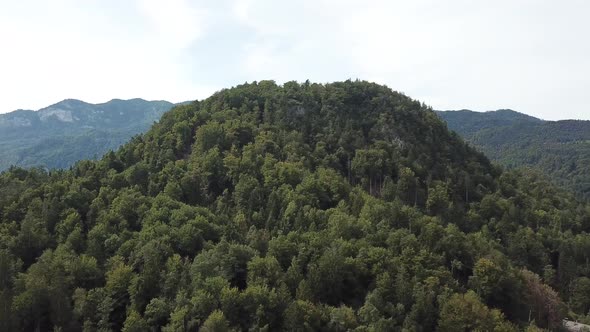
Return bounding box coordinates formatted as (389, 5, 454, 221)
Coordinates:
(437, 109, 543, 135)
(1, 81, 589, 331)
(0, 98, 176, 171)
(437, 109, 590, 200)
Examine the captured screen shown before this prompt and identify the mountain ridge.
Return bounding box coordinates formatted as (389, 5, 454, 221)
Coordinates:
(0, 98, 180, 170)
(437, 109, 590, 200)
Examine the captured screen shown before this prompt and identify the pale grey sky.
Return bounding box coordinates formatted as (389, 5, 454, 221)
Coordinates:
(0, 0, 589, 120)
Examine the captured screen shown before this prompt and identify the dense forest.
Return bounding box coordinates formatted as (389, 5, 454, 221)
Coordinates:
(1, 81, 589, 331)
(0, 98, 175, 171)
(437, 109, 590, 201)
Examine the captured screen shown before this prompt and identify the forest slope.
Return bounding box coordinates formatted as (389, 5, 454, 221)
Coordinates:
(438, 109, 590, 200)
(0, 81, 589, 331)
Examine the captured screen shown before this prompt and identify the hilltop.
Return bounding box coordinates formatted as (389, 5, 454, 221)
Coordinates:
(0, 81, 588, 331)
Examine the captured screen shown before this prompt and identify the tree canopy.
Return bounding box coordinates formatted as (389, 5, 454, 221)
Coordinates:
(438, 109, 590, 201)
(0, 80, 588, 331)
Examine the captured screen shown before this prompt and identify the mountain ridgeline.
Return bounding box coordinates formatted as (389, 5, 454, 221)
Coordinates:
(437, 109, 590, 201)
(1, 81, 589, 331)
(0, 98, 176, 171)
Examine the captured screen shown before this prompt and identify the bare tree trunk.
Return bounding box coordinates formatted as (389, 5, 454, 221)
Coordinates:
(347, 158, 351, 184)
(414, 177, 418, 206)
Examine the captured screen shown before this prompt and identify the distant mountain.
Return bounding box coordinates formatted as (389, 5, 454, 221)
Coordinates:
(437, 109, 590, 200)
(0, 98, 178, 170)
(437, 109, 543, 135)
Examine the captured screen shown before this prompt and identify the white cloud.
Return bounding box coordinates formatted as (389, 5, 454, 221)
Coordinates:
(136, 0, 208, 49)
(228, 0, 590, 120)
(0, 0, 212, 112)
(0, 0, 588, 120)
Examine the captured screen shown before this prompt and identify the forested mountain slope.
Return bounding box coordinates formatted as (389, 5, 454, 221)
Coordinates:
(438, 109, 590, 200)
(0, 98, 176, 171)
(1, 81, 589, 331)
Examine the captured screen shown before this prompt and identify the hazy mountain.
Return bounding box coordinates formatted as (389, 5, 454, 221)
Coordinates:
(437, 109, 590, 200)
(0, 98, 177, 170)
(437, 109, 543, 135)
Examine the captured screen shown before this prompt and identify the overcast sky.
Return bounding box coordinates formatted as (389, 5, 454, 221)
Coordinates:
(0, 0, 588, 120)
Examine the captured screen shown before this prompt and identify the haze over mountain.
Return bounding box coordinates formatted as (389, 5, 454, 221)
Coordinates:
(0, 98, 177, 171)
(1, 81, 589, 331)
(437, 109, 590, 200)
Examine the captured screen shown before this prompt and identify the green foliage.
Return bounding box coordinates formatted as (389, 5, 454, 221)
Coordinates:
(0, 81, 588, 331)
(122, 310, 148, 332)
(438, 291, 516, 332)
(201, 310, 232, 332)
(570, 277, 590, 315)
(438, 109, 590, 200)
